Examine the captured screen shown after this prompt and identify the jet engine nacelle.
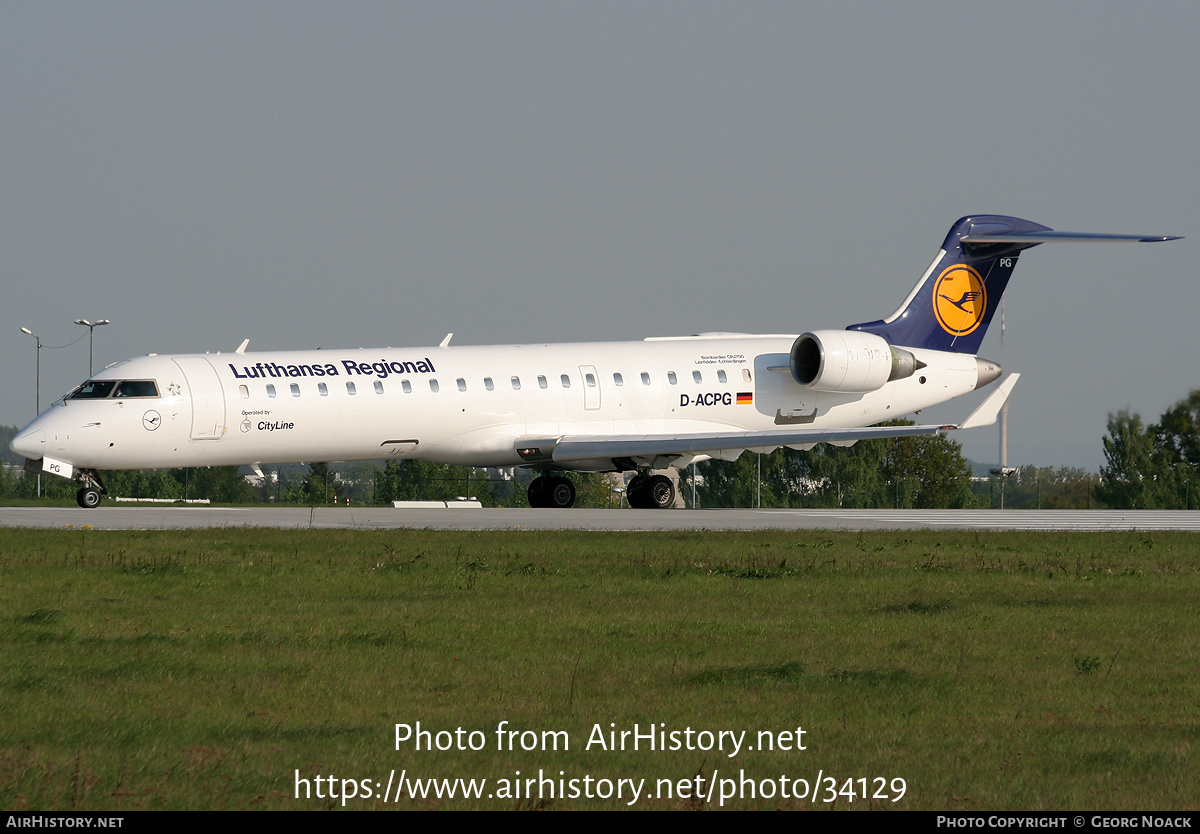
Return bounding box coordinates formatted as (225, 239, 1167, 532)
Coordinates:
(790, 330, 921, 393)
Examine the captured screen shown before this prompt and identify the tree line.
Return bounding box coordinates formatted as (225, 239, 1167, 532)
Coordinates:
(1096, 391, 1200, 509)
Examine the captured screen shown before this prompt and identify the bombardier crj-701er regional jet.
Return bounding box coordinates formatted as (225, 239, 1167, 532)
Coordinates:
(11, 216, 1181, 509)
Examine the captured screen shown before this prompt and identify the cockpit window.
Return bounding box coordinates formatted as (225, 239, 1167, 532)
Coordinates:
(69, 379, 159, 400)
(68, 381, 117, 399)
(113, 380, 159, 398)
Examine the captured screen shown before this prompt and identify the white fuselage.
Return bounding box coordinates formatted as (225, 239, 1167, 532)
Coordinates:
(12, 334, 981, 474)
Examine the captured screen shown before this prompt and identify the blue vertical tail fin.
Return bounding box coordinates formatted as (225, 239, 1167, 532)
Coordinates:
(847, 215, 1048, 354)
(848, 215, 1182, 354)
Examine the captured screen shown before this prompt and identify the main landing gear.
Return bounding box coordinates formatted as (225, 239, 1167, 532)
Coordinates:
(528, 475, 577, 509)
(75, 470, 107, 509)
(626, 473, 676, 509)
(525, 472, 678, 509)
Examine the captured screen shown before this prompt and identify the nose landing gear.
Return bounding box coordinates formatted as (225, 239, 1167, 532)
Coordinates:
(74, 470, 107, 509)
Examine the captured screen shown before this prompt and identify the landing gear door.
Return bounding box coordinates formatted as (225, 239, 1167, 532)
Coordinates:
(173, 357, 227, 440)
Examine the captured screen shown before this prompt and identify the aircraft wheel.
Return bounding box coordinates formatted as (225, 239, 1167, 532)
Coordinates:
(76, 487, 102, 509)
(546, 476, 576, 509)
(645, 475, 675, 509)
(527, 476, 548, 508)
(625, 475, 647, 508)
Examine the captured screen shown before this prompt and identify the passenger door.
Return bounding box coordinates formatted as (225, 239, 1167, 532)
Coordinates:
(173, 358, 227, 440)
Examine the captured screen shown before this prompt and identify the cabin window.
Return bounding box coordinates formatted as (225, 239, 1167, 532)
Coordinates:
(376, 381, 386, 394)
(266, 385, 276, 398)
(238, 385, 249, 399)
(742, 368, 752, 383)
(692, 371, 702, 384)
(457, 378, 467, 392)
(401, 380, 412, 394)
(346, 382, 357, 395)
(511, 376, 521, 390)
(717, 369, 727, 383)
(426, 380, 436, 393)
(560, 374, 571, 389)
(641, 372, 650, 386)
(113, 380, 160, 398)
(585, 372, 596, 387)
(68, 380, 117, 399)
(667, 372, 677, 385)
(290, 383, 300, 397)
(538, 375, 547, 389)
(613, 372, 623, 386)
(318, 383, 328, 396)
(484, 377, 494, 391)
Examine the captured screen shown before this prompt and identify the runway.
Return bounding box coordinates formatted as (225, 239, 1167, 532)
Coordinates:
(5, 506, 1200, 531)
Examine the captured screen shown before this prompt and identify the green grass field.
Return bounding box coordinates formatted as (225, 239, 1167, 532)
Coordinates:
(1, 528, 1197, 810)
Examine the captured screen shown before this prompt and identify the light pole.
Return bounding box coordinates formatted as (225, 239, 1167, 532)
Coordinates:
(19, 327, 41, 414)
(18, 324, 89, 499)
(74, 319, 110, 376)
(19, 327, 42, 497)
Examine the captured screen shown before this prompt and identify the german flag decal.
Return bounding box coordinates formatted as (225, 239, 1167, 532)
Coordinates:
(736, 392, 753, 405)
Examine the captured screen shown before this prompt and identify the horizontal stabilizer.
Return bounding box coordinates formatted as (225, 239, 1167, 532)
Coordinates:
(962, 231, 1182, 244)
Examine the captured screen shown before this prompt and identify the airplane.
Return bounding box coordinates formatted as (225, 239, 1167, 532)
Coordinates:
(9, 215, 1180, 509)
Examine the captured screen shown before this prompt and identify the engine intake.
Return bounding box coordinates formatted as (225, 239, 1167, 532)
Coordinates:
(791, 330, 922, 393)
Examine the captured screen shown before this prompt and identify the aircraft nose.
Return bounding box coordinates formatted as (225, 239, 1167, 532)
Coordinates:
(10, 426, 45, 460)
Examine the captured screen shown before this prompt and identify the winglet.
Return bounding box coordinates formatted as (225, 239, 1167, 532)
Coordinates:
(957, 374, 1019, 430)
(439, 333, 453, 349)
(235, 339, 250, 354)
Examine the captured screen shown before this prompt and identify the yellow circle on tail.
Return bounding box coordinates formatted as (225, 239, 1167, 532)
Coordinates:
(933, 264, 987, 336)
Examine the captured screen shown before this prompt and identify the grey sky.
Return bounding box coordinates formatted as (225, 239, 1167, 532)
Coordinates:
(3, 1, 1196, 470)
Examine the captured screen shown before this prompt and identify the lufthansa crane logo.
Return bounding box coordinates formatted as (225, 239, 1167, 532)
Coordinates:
(933, 264, 987, 336)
